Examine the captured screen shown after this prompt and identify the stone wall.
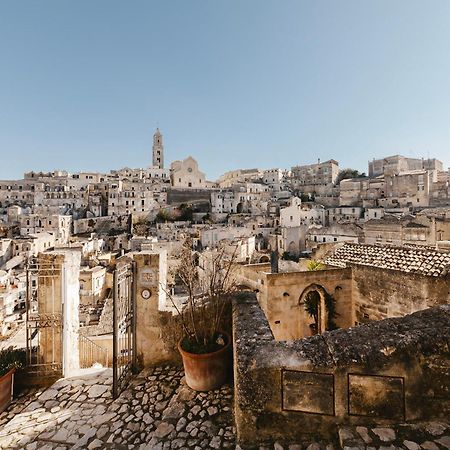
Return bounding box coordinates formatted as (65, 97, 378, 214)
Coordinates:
(134, 252, 180, 367)
(352, 265, 450, 323)
(265, 268, 354, 340)
(73, 214, 130, 235)
(237, 263, 354, 340)
(166, 188, 216, 206)
(233, 293, 450, 446)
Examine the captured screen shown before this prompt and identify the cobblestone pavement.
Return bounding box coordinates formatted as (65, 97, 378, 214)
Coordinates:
(0, 365, 448, 450)
(0, 365, 236, 449)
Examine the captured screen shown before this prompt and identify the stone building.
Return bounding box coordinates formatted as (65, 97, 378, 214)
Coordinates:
(216, 168, 263, 188)
(12, 232, 56, 258)
(363, 209, 450, 247)
(368, 154, 443, 177)
(279, 197, 326, 255)
(326, 205, 364, 224)
(238, 242, 450, 342)
(79, 265, 107, 306)
(384, 169, 436, 208)
(291, 159, 339, 187)
(170, 156, 206, 189)
(19, 214, 72, 245)
(0, 270, 26, 336)
(107, 180, 162, 216)
(307, 223, 363, 248)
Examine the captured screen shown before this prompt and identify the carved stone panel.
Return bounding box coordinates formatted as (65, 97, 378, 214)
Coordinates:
(348, 374, 405, 420)
(282, 370, 334, 415)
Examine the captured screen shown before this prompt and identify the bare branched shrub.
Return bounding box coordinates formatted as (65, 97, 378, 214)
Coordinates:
(165, 237, 239, 352)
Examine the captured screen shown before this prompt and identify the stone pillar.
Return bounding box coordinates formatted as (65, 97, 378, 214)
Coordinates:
(59, 250, 81, 377)
(37, 249, 81, 377)
(134, 250, 176, 367)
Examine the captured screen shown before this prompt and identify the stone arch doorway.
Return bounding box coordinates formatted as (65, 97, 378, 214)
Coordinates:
(288, 241, 297, 255)
(259, 255, 270, 263)
(299, 283, 328, 335)
(236, 202, 244, 214)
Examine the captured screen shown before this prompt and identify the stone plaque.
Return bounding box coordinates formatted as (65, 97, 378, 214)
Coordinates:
(348, 374, 404, 420)
(282, 370, 334, 415)
(139, 268, 156, 287)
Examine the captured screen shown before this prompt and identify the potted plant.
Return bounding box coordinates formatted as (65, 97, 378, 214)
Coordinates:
(167, 238, 238, 391)
(0, 346, 26, 413)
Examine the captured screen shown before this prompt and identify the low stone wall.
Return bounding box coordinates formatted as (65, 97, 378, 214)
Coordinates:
(233, 293, 450, 445)
(352, 264, 450, 323)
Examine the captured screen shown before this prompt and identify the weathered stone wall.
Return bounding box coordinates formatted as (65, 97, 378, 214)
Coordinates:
(166, 188, 215, 206)
(265, 268, 354, 340)
(73, 214, 130, 235)
(134, 252, 179, 367)
(237, 263, 354, 340)
(236, 263, 270, 310)
(352, 265, 450, 323)
(233, 293, 450, 446)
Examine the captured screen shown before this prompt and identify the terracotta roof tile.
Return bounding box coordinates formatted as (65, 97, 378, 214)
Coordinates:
(325, 243, 450, 277)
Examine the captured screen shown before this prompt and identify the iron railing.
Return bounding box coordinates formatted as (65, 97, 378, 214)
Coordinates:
(79, 334, 109, 368)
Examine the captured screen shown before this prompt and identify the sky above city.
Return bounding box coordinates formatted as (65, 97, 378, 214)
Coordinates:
(1, 1, 450, 180)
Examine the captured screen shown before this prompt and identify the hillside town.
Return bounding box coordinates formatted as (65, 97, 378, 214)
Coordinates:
(0, 129, 449, 336)
(0, 129, 449, 450)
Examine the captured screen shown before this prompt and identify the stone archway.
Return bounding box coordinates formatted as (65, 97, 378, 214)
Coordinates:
(288, 241, 297, 255)
(299, 283, 328, 335)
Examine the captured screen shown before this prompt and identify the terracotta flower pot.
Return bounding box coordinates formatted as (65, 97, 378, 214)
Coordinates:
(178, 333, 231, 391)
(0, 368, 15, 413)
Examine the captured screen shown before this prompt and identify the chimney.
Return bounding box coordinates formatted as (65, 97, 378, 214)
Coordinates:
(270, 250, 279, 274)
(270, 236, 279, 273)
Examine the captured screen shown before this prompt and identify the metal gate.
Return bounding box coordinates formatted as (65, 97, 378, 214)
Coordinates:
(112, 258, 137, 398)
(25, 258, 63, 378)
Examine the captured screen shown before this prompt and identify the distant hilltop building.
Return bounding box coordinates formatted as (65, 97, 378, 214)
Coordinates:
(368, 155, 443, 177)
(291, 159, 339, 186)
(170, 156, 206, 188)
(152, 128, 164, 169)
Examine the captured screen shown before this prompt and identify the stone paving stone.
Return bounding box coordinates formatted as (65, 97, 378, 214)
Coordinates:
(0, 366, 449, 449)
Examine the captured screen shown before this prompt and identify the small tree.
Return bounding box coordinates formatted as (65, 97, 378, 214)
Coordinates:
(335, 168, 366, 185)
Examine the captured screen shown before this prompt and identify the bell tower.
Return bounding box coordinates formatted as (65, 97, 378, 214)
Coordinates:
(152, 128, 164, 169)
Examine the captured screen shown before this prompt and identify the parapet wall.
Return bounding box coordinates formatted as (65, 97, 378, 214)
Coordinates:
(352, 264, 450, 323)
(233, 293, 450, 445)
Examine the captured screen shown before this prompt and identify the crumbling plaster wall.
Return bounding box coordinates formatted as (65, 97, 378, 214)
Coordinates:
(233, 293, 450, 446)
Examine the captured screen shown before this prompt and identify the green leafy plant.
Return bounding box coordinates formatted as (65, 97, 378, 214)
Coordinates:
(0, 347, 26, 377)
(335, 168, 366, 185)
(306, 260, 325, 271)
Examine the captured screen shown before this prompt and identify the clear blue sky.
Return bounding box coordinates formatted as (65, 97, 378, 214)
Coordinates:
(1, 1, 449, 180)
